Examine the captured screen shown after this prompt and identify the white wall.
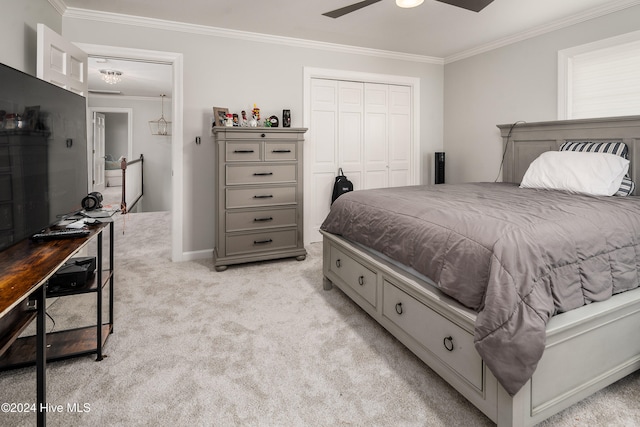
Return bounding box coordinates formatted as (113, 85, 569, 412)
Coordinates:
(0, 0, 61, 74)
(443, 5, 640, 184)
(62, 16, 444, 255)
(88, 96, 172, 212)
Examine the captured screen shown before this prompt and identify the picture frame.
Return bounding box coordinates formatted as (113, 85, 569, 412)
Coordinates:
(22, 106, 40, 130)
(212, 107, 229, 127)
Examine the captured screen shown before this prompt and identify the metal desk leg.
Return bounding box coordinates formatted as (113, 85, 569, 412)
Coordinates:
(96, 230, 103, 361)
(36, 284, 46, 427)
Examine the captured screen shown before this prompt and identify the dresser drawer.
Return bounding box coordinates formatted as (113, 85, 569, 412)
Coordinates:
(226, 229, 297, 256)
(265, 142, 297, 161)
(224, 130, 300, 140)
(226, 142, 261, 162)
(383, 280, 483, 390)
(226, 208, 297, 232)
(226, 186, 296, 209)
(226, 164, 296, 185)
(329, 245, 377, 307)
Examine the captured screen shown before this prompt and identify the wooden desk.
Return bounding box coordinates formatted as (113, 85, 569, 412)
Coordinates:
(0, 222, 114, 426)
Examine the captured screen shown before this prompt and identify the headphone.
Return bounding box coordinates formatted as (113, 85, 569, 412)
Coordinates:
(81, 192, 103, 211)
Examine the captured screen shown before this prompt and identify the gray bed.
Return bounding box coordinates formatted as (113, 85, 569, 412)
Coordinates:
(320, 115, 640, 426)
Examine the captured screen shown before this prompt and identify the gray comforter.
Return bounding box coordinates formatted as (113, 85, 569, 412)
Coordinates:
(320, 183, 640, 395)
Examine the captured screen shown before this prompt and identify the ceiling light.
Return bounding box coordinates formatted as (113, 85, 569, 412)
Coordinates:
(149, 94, 172, 136)
(396, 0, 424, 7)
(100, 69, 122, 85)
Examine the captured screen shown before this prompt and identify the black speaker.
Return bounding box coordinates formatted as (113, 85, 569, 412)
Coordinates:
(435, 152, 445, 184)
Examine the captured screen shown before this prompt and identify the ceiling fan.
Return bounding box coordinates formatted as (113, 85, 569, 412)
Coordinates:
(323, 0, 494, 18)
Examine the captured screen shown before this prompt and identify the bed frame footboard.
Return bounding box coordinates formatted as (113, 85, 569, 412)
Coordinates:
(321, 230, 640, 426)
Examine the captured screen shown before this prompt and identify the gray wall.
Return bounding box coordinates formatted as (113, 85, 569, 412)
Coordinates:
(443, 5, 640, 184)
(62, 16, 444, 255)
(0, 1, 61, 74)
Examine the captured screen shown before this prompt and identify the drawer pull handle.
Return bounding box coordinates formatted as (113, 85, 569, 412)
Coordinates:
(395, 302, 403, 315)
(254, 217, 273, 222)
(253, 195, 274, 199)
(335, 259, 341, 268)
(254, 239, 273, 245)
(443, 336, 454, 352)
(233, 149, 255, 153)
(358, 275, 364, 286)
(253, 172, 274, 176)
(272, 149, 291, 153)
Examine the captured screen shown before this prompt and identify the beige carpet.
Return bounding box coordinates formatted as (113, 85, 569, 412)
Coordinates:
(1, 211, 639, 426)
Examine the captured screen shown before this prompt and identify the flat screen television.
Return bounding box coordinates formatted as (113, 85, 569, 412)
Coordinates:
(0, 62, 88, 251)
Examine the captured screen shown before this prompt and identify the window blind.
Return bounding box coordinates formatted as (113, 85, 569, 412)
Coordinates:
(569, 39, 640, 119)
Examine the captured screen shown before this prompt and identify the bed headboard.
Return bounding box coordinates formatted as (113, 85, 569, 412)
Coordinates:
(498, 115, 640, 195)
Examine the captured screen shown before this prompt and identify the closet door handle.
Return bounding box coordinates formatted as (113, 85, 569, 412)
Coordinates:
(358, 275, 364, 286)
(253, 172, 273, 176)
(253, 195, 274, 199)
(335, 259, 341, 268)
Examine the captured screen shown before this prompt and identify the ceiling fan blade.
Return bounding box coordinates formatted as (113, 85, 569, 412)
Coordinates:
(323, 0, 384, 18)
(435, 0, 494, 12)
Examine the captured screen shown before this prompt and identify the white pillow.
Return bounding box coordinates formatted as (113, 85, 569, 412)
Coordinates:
(520, 151, 629, 196)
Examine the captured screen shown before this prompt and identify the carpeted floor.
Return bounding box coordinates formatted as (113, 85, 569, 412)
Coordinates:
(1, 211, 639, 426)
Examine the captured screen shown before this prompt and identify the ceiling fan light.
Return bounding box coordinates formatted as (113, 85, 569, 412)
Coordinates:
(396, 0, 424, 8)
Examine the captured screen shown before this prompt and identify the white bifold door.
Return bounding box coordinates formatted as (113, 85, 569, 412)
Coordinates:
(306, 78, 414, 244)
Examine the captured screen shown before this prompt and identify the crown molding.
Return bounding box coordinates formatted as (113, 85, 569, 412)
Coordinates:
(59, 0, 640, 66)
(47, 0, 66, 15)
(63, 7, 444, 65)
(444, 0, 640, 64)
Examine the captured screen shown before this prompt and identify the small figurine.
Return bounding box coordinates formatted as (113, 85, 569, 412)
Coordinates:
(241, 110, 248, 127)
(252, 104, 260, 121)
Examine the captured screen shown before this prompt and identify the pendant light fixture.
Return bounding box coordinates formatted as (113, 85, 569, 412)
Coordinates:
(149, 94, 172, 136)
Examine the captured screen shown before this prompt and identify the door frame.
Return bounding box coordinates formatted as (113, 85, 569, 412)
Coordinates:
(77, 43, 184, 262)
(302, 67, 421, 245)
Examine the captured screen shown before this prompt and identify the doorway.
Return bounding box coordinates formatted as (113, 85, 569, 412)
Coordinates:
(78, 43, 184, 262)
(87, 107, 133, 207)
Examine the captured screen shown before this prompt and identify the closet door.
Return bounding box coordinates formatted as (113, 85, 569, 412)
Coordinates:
(308, 79, 339, 243)
(388, 85, 412, 187)
(338, 81, 364, 190)
(306, 78, 414, 244)
(364, 83, 388, 189)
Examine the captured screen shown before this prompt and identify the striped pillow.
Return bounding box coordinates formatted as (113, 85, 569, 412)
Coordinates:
(559, 141, 635, 196)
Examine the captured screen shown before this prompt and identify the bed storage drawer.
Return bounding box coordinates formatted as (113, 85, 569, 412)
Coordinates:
(329, 246, 377, 307)
(383, 280, 483, 390)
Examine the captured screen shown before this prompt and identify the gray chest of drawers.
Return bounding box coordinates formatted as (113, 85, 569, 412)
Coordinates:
(213, 127, 307, 271)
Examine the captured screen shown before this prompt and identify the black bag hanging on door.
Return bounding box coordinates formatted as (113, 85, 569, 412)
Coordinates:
(331, 168, 353, 205)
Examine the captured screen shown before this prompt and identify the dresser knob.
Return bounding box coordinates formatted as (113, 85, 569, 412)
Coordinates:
(261, 133, 266, 138)
(443, 336, 454, 352)
(395, 302, 403, 315)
